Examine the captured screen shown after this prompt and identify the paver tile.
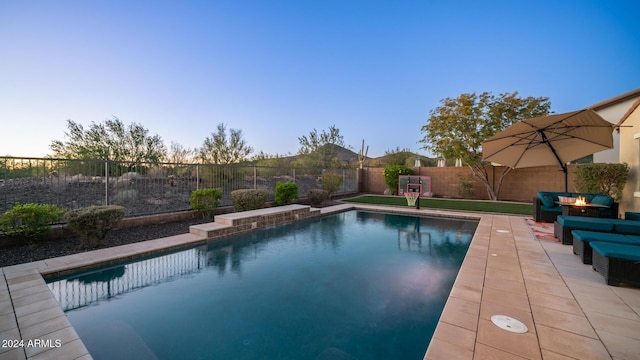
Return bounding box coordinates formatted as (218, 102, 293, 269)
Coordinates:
(476, 318, 541, 360)
(537, 324, 611, 360)
(530, 305, 597, 339)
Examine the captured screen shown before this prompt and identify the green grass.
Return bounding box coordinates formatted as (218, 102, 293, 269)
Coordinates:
(343, 195, 532, 215)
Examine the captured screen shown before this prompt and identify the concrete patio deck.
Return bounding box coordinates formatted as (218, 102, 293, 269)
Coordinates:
(1, 204, 639, 359)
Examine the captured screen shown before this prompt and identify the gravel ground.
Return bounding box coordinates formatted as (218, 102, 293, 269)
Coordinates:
(0, 218, 209, 267)
(0, 200, 343, 268)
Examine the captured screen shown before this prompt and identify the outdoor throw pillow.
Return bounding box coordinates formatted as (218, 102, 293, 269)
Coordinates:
(591, 194, 614, 207)
(538, 192, 554, 207)
(558, 196, 575, 203)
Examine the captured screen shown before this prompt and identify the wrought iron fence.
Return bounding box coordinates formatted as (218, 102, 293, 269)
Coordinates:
(0, 157, 357, 217)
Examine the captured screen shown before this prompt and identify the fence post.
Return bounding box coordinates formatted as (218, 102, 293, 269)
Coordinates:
(105, 159, 109, 205)
(253, 166, 257, 189)
(196, 164, 200, 190)
(293, 168, 296, 183)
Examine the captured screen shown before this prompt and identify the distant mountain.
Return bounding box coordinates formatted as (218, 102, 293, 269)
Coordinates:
(271, 144, 433, 167)
(268, 144, 437, 167)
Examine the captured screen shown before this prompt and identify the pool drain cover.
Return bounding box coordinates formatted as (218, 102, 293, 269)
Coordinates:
(490, 315, 528, 333)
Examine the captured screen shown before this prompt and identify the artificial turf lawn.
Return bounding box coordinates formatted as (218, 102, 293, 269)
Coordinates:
(343, 195, 532, 215)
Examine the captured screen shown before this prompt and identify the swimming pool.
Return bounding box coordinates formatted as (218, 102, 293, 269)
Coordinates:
(47, 210, 478, 359)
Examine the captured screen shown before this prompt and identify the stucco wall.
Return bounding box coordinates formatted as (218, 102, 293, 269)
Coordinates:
(618, 106, 640, 215)
(594, 97, 639, 163)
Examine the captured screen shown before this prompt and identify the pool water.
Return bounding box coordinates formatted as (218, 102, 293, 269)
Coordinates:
(47, 211, 477, 360)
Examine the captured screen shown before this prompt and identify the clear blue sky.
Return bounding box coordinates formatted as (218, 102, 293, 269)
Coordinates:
(1, 0, 639, 158)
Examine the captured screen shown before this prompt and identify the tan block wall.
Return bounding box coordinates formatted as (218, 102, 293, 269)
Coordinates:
(361, 164, 577, 202)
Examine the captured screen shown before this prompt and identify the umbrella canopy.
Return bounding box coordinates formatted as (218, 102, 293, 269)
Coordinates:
(482, 109, 614, 191)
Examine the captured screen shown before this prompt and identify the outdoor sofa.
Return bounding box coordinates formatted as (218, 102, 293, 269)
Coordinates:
(571, 230, 640, 264)
(554, 211, 640, 244)
(590, 241, 640, 287)
(533, 192, 617, 223)
(554, 215, 640, 245)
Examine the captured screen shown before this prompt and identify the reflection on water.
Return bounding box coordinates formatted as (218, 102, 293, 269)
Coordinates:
(48, 211, 478, 360)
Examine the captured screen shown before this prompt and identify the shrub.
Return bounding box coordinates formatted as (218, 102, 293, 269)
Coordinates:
(64, 205, 125, 248)
(231, 189, 268, 212)
(189, 188, 222, 218)
(308, 189, 329, 207)
(321, 171, 343, 198)
(275, 182, 299, 205)
(383, 165, 414, 195)
(457, 174, 475, 198)
(573, 163, 629, 201)
(0, 203, 65, 241)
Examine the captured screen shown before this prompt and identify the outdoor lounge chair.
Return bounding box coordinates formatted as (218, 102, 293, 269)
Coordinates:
(590, 241, 640, 287)
(571, 230, 640, 264)
(554, 216, 640, 245)
(554, 216, 615, 244)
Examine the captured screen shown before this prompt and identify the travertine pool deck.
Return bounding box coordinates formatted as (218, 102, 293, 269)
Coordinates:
(1, 204, 639, 359)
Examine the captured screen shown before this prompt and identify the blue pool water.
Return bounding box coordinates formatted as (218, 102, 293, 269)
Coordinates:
(47, 211, 477, 359)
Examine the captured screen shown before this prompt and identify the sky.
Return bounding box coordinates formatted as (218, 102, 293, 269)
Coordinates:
(1, 0, 639, 159)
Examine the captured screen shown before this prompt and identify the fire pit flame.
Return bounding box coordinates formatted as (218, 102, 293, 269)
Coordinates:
(574, 196, 587, 206)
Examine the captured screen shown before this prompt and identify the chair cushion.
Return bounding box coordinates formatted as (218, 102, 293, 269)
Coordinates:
(612, 220, 640, 235)
(625, 212, 640, 221)
(556, 216, 615, 231)
(590, 241, 640, 262)
(571, 230, 640, 245)
(591, 194, 614, 207)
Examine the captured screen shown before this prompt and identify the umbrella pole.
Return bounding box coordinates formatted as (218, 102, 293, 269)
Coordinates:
(540, 130, 568, 191)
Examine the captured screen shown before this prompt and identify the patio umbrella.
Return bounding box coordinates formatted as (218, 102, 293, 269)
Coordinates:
(481, 109, 614, 191)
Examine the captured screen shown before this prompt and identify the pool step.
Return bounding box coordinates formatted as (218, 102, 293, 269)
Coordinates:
(189, 222, 232, 239)
(189, 205, 322, 240)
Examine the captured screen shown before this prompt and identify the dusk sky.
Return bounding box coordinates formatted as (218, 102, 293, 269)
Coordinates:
(1, 0, 639, 159)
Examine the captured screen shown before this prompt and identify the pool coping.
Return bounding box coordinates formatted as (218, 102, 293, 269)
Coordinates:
(1, 204, 639, 359)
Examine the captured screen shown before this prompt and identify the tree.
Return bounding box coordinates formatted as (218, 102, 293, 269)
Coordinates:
(297, 125, 347, 168)
(166, 141, 195, 164)
(198, 123, 253, 164)
(419, 91, 551, 200)
(250, 151, 293, 167)
(50, 117, 167, 163)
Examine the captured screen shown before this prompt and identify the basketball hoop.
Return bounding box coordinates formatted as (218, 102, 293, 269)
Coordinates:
(404, 192, 420, 206)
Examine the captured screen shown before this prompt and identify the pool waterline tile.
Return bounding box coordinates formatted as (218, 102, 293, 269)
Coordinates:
(2, 203, 639, 359)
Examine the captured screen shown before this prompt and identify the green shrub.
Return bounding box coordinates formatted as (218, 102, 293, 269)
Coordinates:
(457, 174, 475, 198)
(64, 205, 125, 248)
(231, 189, 268, 212)
(573, 163, 629, 201)
(275, 182, 299, 205)
(321, 171, 343, 198)
(383, 165, 414, 195)
(308, 189, 329, 207)
(189, 188, 222, 218)
(0, 203, 64, 241)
